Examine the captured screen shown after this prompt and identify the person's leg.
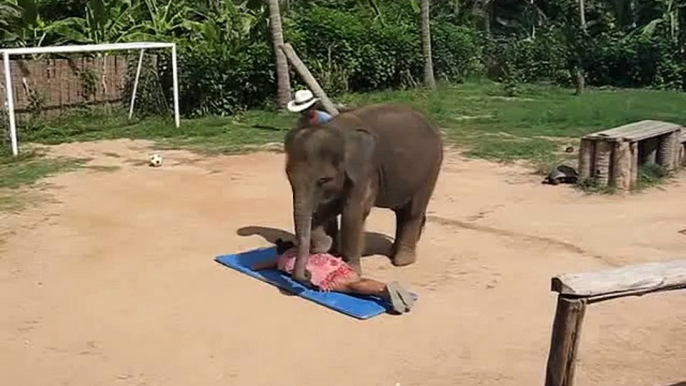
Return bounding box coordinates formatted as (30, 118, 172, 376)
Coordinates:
(334, 278, 415, 314)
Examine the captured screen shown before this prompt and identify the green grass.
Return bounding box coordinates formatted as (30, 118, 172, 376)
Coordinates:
(575, 163, 675, 194)
(3, 79, 686, 204)
(19, 79, 686, 162)
(0, 147, 88, 211)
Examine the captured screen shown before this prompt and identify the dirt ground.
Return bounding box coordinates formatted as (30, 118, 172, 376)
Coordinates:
(1, 139, 684, 386)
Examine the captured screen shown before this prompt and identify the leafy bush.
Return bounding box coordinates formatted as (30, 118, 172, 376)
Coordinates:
(482, 29, 570, 86)
(176, 39, 275, 117)
(431, 23, 480, 82)
(290, 7, 423, 94)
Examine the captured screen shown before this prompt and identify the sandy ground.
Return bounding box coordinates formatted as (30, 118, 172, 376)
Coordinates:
(0, 139, 684, 386)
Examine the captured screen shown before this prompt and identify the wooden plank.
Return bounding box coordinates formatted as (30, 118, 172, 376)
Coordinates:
(551, 260, 686, 298)
(544, 296, 587, 386)
(594, 140, 612, 186)
(577, 139, 594, 180)
(611, 140, 631, 190)
(583, 120, 681, 142)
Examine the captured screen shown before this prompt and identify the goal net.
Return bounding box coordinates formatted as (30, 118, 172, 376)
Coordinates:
(1, 42, 180, 156)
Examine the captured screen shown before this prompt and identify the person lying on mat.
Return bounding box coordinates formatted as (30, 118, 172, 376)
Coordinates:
(251, 238, 415, 314)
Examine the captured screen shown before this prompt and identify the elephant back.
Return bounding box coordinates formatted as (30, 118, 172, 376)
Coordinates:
(341, 103, 444, 207)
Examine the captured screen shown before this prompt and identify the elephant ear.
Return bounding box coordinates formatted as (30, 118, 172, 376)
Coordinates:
(343, 128, 377, 185)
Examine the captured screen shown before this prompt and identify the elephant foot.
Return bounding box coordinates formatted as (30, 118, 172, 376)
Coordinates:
(292, 267, 312, 286)
(392, 249, 417, 267)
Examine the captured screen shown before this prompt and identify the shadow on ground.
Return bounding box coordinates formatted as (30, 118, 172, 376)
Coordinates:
(236, 225, 393, 258)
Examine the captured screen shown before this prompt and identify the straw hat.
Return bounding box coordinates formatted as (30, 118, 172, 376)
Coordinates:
(287, 89, 318, 112)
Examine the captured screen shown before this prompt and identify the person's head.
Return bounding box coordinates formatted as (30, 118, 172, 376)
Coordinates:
(287, 89, 318, 116)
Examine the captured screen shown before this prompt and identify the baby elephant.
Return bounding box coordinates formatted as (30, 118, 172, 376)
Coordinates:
(284, 103, 444, 285)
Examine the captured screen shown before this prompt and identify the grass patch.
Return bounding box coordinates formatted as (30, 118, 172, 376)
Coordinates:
(0, 147, 87, 211)
(0, 149, 85, 190)
(575, 163, 674, 194)
(17, 79, 686, 163)
(635, 163, 674, 191)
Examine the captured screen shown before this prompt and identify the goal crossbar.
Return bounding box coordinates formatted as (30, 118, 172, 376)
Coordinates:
(1, 41, 180, 156)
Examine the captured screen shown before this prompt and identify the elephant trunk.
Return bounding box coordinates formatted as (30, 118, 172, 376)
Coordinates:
(292, 191, 313, 280)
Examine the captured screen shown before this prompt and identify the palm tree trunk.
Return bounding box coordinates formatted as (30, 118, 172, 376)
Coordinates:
(421, 0, 436, 89)
(267, 0, 291, 108)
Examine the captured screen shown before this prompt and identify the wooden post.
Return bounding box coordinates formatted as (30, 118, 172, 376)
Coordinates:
(611, 140, 631, 190)
(630, 142, 639, 188)
(641, 137, 659, 165)
(594, 140, 612, 186)
(671, 130, 682, 169)
(278, 43, 340, 116)
(545, 296, 587, 386)
(577, 139, 594, 180)
(656, 132, 677, 169)
(680, 143, 685, 167)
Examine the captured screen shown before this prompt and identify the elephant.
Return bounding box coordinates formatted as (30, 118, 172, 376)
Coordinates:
(283, 103, 444, 284)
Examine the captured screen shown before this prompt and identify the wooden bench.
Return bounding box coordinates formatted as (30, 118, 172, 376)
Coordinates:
(544, 260, 686, 386)
(578, 120, 683, 190)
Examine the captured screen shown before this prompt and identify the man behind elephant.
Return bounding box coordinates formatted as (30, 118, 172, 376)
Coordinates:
(288, 89, 333, 128)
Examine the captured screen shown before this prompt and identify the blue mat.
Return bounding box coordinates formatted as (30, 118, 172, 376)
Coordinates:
(215, 246, 417, 320)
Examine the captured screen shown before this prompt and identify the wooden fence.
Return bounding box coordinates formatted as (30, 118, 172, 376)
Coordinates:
(0, 55, 134, 121)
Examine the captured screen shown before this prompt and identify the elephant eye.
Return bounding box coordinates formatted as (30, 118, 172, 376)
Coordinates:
(317, 177, 333, 186)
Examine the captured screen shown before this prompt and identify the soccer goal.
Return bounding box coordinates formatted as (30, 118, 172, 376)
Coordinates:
(1, 41, 180, 156)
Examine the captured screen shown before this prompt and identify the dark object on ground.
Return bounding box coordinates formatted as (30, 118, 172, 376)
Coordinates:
(543, 165, 579, 185)
(275, 238, 296, 254)
(565, 146, 574, 153)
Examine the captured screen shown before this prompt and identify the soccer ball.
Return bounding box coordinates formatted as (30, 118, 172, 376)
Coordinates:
(148, 153, 163, 167)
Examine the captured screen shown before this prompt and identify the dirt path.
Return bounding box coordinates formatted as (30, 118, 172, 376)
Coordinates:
(1, 139, 684, 386)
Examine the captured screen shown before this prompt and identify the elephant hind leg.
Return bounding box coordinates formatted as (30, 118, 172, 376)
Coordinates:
(391, 205, 423, 266)
(391, 171, 439, 267)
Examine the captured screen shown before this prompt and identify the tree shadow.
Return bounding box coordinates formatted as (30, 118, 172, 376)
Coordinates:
(664, 382, 686, 386)
(236, 225, 393, 258)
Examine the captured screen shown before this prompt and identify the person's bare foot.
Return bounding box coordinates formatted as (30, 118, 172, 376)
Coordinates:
(385, 282, 415, 314)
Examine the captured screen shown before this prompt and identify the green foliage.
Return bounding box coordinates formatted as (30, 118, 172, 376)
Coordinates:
(431, 23, 480, 83)
(50, 0, 141, 44)
(4, 0, 686, 117)
(177, 39, 275, 116)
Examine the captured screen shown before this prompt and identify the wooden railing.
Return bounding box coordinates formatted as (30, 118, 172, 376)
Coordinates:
(544, 260, 686, 386)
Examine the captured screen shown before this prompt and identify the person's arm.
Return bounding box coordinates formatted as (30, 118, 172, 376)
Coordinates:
(252, 257, 278, 271)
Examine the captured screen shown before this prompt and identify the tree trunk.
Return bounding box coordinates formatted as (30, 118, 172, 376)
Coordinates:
(574, 66, 585, 95)
(267, 0, 291, 108)
(421, 0, 436, 89)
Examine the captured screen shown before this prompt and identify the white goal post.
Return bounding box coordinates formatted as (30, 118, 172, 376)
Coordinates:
(1, 42, 180, 156)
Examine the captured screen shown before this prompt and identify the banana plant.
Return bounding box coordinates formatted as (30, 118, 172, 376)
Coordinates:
(50, 0, 141, 45)
(494, 0, 547, 39)
(0, 0, 59, 48)
(134, 0, 196, 41)
(639, 0, 685, 43)
(188, 1, 261, 46)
